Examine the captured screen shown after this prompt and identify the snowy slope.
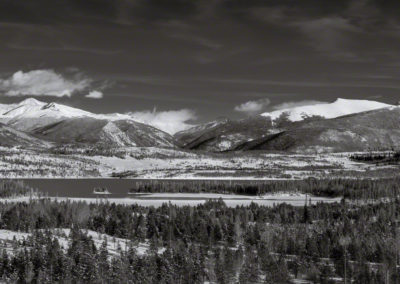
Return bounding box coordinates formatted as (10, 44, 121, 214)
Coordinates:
(31, 115, 175, 147)
(0, 98, 175, 148)
(261, 98, 394, 122)
(1, 98, 91, 118)
(174, 117, 230, 146)
(237, 106, 400, 153)
(174, 116, 273, 151)
(0, 98, 135, 131)
(0, 101, 18, 114)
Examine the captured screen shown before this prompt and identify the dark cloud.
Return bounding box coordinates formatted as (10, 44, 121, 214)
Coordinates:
(0, 0, 398, 27)
(0, 0, 399, 122)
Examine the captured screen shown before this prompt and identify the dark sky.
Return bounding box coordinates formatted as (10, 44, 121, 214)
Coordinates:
(0, 0, 400, 123)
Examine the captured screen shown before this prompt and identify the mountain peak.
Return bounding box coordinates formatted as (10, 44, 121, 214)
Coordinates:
(333, 98, 348, 103)
(332, 98, 383, 105)
(18, 98, 45, 106)
(261, 98, 392, 122)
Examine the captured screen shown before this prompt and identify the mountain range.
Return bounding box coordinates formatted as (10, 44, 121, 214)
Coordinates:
(175, 98, 399, 153)
(0, 98, 398, 153)
(0, 98, 174, 148)
(260, 98, 391, 122)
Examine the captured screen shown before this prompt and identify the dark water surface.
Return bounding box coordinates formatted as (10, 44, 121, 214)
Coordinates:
(23, 179, 271, 198)
(21, 179, 340, 207)
(24, 179, 144, 198)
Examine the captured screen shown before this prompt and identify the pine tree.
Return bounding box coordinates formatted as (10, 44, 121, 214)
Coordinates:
(24, 261, 35, 283)
(98, 240, 109, 280)
(214, 248, 226, 284)
(239, 246, 260, 284)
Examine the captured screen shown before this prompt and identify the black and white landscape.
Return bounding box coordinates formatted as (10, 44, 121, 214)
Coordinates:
(0, 0, 400, 283)
(1, 97, 400, 180)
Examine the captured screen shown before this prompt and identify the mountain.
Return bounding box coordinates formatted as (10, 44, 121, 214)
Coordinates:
(0, 98, 132, 132)
(176, 98, 396, 153)
(33, 118, 174, 147)
(174, 116, 273, 151)
(0, 98, 174, 148)
(235, 107, 400, 153)
(174, 117, 230, 147)
(2, 97, 397, 152)
(261, 98, 392, 122)
(0, 123, 50, 148)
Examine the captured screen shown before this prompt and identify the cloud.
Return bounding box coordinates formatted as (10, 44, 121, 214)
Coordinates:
(272, 100, 326, 110)
(128, 108, 196, 135)
(85, 90, 103, 99)
(234, 98, 271, 113)
(0, 70, 90, 97)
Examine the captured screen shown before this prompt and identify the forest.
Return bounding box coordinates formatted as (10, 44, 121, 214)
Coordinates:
(0, 184, 397, 282)
(350, 151, 400, 164)
(126, 177, 400, 200)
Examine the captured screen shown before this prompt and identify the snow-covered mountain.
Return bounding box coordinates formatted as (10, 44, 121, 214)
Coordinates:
(174, 117, 230, 146)
(1, 97, 398, 152)
(174, 116, 273, 151)
(0, 98, 133, 131)
(176, 98, 398, 152)
(0, 98, 175, 148)
(261, 98, 393, 122)
(236, 106, 400, 153)
(33, 117, 175, 147)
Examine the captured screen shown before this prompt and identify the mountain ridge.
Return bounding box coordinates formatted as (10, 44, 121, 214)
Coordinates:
(236, 107, 400, 153)
(175, 99, 398, 152)
(0, 122, 51, 148)
(0, 98, 175, 148)
(1, 98, 398, 152)
(261, 98, 393, 122)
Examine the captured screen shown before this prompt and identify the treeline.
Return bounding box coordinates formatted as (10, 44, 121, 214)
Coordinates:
(0, 229, 208, 283)
(126, 178, 400, 200)
(49, 145, 126, 158)
(0, 199, 398, 282)
(0, 180, 34, 198)
(0, 228, 289, 283)
(350, 151, 400, 163)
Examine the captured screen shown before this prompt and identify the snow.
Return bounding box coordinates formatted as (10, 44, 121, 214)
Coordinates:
(0, 145, 383, 179)
(42, 194, 340, 208)
(100, 122, 135, 147)
(0, 228, 165, 257)
(176, 118, 228, 136)
(217, 140, 232, 151)
(0, 230, 30, 242)
(129, 193, 256, 199)
(0, 192, 340, 208)
(0, 147, 102, 178)
(0, 98, 138, 131)
(261, 98, 393, 122)
(90, 149, 369, 179)
(2, 102, 89, 121)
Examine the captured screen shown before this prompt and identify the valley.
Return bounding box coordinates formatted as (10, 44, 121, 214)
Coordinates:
(0, 97, 400, 180)
(0, 145, 394, 179)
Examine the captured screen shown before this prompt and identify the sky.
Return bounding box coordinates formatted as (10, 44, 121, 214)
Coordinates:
(0, 0, 399, 132)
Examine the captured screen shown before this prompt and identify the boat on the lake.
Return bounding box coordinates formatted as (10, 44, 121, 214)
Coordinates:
(93, 187, 111, 195)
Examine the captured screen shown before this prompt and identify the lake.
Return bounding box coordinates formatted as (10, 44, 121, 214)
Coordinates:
(22, 179, 341, 207)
